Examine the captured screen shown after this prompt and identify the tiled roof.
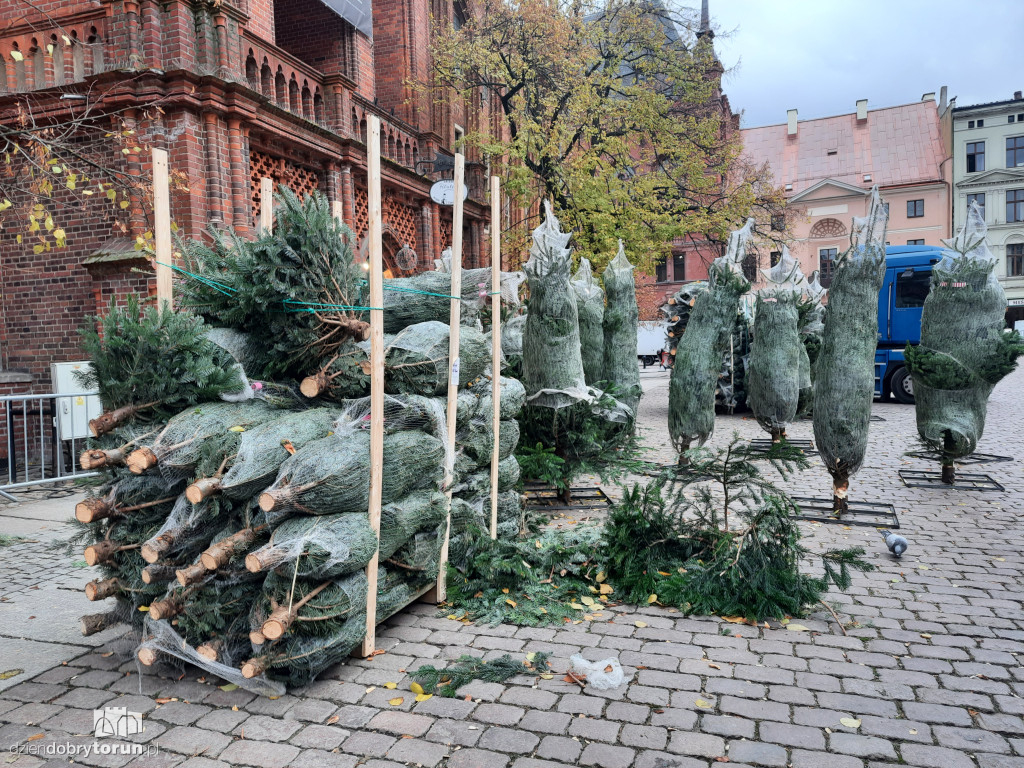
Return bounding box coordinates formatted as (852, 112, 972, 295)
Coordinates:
(740, 100, 946, 196)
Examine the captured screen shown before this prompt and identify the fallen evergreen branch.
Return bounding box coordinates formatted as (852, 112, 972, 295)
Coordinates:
(412, 652, 551, 697)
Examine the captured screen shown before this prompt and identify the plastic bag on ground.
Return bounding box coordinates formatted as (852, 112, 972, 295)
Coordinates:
(569, 653, 626, 690)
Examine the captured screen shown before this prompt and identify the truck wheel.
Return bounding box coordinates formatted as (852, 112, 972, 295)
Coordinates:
(890, 366, 915, 404)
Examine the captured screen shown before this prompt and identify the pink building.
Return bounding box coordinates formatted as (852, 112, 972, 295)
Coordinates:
(741, 94, 953, 287)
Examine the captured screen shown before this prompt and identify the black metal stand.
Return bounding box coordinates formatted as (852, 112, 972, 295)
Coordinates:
(905, 451, 1014, 466)
(747, 438, 818, 456)
(899, 470, 1005, 492)
(789, 496, 900, 528)
(523, 483, 612, 512)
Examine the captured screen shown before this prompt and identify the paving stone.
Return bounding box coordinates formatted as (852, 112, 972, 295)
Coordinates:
(933, 724, 1010, 753)
(2, 703, 62, 726)
(385, 737, 450, 767)
(289, 723, 350, 750)
(619, 724, 668, 750)
(899, 743, 977, 768)
(341, 730, 398, 757)
(155, 726, 233, 757)
(498, 687, 558, 710)
(537, 735, 583, 762)
(758, 721, 825, 750)
(579, 742, 636, 768)
(478, 726, 540, 753)
(413, 694, 477, 719)
(472, 703, 525, 726)
(790, 749, 864, 768)
(193, 708, 248, 733)
(151, 701, 211, 726)
(828, 732, 898, 760)
(902, 701, 973, 725)
(424, 717, 484, 747)
(446, 748, 510, 768)
(650, 708, 697, 730)
(557, 694, 606, 716)
(569, 716, 620, 743)
(666, 730, 726, 758)
(718, 696, 789, 722)
(515, 709, 571, 735)
(366, 710, 434, 737)
(290, 749, 358, 768)
(604, 701, 650, 723)
(217, 740, 300, 768)
(726, 740, 788, 767)
(50, 687, 118, 709)
(330, 705, 376, 729)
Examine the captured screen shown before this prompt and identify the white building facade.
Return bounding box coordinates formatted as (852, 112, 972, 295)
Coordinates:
(951, 92, 1024, 324)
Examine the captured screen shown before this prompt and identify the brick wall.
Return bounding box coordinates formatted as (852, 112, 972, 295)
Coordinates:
(274, 0, 353, 78)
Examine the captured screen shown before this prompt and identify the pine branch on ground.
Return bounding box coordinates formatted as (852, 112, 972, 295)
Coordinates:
(412, 652, 551, 697)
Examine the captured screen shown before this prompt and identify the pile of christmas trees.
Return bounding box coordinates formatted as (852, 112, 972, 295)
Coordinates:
(74, 189, 526, 693)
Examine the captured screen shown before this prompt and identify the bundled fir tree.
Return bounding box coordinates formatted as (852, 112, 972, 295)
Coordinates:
(77, 297, 248, 437)
(796, 270, 827, 417)
(905, 203, 1024, 483)
(669, 220, 753, 459)
(572, 258, 605, 386)
(602, 241, 641, 414)
(748, 249, 805, 441)
(813, 189, 888, 511)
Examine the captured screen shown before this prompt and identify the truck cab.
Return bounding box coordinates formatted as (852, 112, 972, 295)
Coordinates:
(875, 246, 946, 403)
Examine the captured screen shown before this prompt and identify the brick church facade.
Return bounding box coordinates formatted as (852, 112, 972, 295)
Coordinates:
(0, 0, 498, 395)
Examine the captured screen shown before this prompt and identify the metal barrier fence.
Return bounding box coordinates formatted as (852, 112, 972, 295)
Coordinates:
(0, 391, 100, 501)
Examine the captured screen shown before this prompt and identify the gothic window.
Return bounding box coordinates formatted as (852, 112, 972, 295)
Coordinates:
(809, 218, 846, 239)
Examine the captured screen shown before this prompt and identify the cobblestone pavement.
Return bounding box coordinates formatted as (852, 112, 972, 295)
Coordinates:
(2, 367, 1023, 768)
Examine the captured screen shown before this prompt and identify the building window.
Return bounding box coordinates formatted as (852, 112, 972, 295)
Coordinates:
(819, 248, 838, 288)
(1008, 189, 1024, 223)
(770, 214, 784, 232)
(1007, 136, 1024, 168)
(907, 199, 924, 218)
(1011, 115, 1017, 124)
(907, 239, 925, 245)
(968, 120, 974, 129)
(454, 124, 465, 148)
(655, 259, 667, 283)
(977, 119, 984, 128)
(453, 0, 468, 29)
(966, 141, 985, 173)
(770, 251, 781, 267)
(1009, 244, 1024, 277)
(967, 193, 985, 216)
(742, 251, 758, 283)
(672, 253, 686, 281)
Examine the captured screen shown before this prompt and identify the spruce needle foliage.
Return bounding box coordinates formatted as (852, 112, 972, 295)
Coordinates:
(445, 523, 603, 626)
(412, 652, 551, 697)
(77, 295, 244, 421)
(602, 435, 872, 621)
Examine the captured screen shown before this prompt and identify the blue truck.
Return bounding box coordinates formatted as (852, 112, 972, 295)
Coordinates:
(874, 245, 947, 404)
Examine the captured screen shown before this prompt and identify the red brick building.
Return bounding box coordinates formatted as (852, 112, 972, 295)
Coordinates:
(0, 0, 498, 395)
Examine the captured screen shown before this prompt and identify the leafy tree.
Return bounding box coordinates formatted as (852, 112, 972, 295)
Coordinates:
(429, 0, 787, 272)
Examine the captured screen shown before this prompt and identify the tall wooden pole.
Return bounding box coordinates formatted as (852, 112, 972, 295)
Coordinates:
(361, 116, 385, 656)
(436, 154, 465, 602)
(260, 177, 274, 234)
(152, 148, 173, 311)
(488, 176, 501, 539)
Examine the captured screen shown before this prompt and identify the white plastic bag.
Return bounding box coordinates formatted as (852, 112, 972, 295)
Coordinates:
(569, 653, 625, 690)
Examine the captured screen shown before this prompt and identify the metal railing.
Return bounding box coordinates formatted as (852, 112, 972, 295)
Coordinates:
(0, 391, 100, 501)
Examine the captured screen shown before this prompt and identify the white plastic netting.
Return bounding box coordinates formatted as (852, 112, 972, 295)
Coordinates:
(572, 257, 605, 386)
(602, 241, 641, 412)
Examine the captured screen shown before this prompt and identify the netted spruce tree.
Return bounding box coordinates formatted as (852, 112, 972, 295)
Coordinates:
(748, 248, 805, 442)
(602, 240, 641, 413)
(905, 202, 1024, 483)
(796, 269, 827, 417)
(519, 203, 632, 500)
(669, 219, 753, 461)
(572, 257, 605, 386)
(813, 188, 888, 511)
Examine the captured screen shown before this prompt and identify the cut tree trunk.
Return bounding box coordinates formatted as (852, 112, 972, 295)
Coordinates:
(245, 547, 284, 574)
(85, 578, 120, 601)
(141, 533, 176, 564)
(249, 629, 267, 646)
(832, 478, 850, 514)
(941, 461, 956, 485)
(141, 564, 176, 584)
(77, 496, 175, 524)
(299, 371, 331, 398)
(89, 402, 158, 438)
(241, 656, 269, 679)
(260, 580, 331, 640)
(137, 645, 160, 666)
(148, 597, 182, 621)
(175, 563, 209, 587)
(126, 447, 159, 474)
(80, 447, 125, 470)
(186, 477, 222, 504)
(200, 528, 257, 570)
(196, 639, 222, 662)
(80, 611, 120, 636)
(84, 540, 121, 567)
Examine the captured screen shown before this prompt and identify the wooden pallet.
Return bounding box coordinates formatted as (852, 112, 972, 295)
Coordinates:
(523, 483, 612, 512)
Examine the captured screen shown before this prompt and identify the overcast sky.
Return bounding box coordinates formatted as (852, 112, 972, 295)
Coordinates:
(694, 0, 1024, 129)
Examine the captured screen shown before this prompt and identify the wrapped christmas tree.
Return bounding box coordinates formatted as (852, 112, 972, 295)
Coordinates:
(905, 202, 1024, 483)
(796, 270, 827, 417)
(602, 241, 641, 413)
(572, 258, 605, 386)
(669, 220, 753, 458)
(748, 248, 804, 442)
(813, 189, 888, 511)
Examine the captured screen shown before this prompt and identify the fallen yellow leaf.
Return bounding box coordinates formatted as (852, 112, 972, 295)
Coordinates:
(840, 717, 861, 728)
(722, 616, 747, 624)
(540, 673, 554, 680)
(599, 584, 613, 595)
(415, 693, 432, 702)
(570, 602, 585, 610)
(389, 697, 404, 706)
(647, 594, 658, 604)
(410, 682, 425, 695)
(595, 572, 606, 583)
(384, 682, 397, 690)
(581, 596, 595, 606)
(506, 599, 517, 607)
(635, 621, 647, 628)
(786, 624, 811, 632)
(695, 699, 713, 709)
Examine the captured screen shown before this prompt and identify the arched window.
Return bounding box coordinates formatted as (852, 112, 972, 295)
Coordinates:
(395, 139, 404, 165)
(11, 44, 25, 90)
(288, 76, 299, 113)
(87, 27, 104, 74)
(71, 33, 84, 81)
(0, 56, 7, 94)
(260, 60, 272, 96)
(301, 82, 312, 118)
(30, 41, 45, 89)
(313, 89, 324, 124)
(245, 52, 258, 90)
(360, 118, 367, 144)
(274, 68, 286, 106)
(51, 35, 64, 86)
(809, 217, 847, 239)
(387, 133, 396, 159)
(404, 140, 412, 166)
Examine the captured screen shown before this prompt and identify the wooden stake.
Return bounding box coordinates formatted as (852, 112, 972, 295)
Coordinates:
(152, 148, 173, 311)
(489, 175, 502, 540)
(436, 153, 465, 601)
(361, 114, 385, 657)
(260, 177, 274, 234)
